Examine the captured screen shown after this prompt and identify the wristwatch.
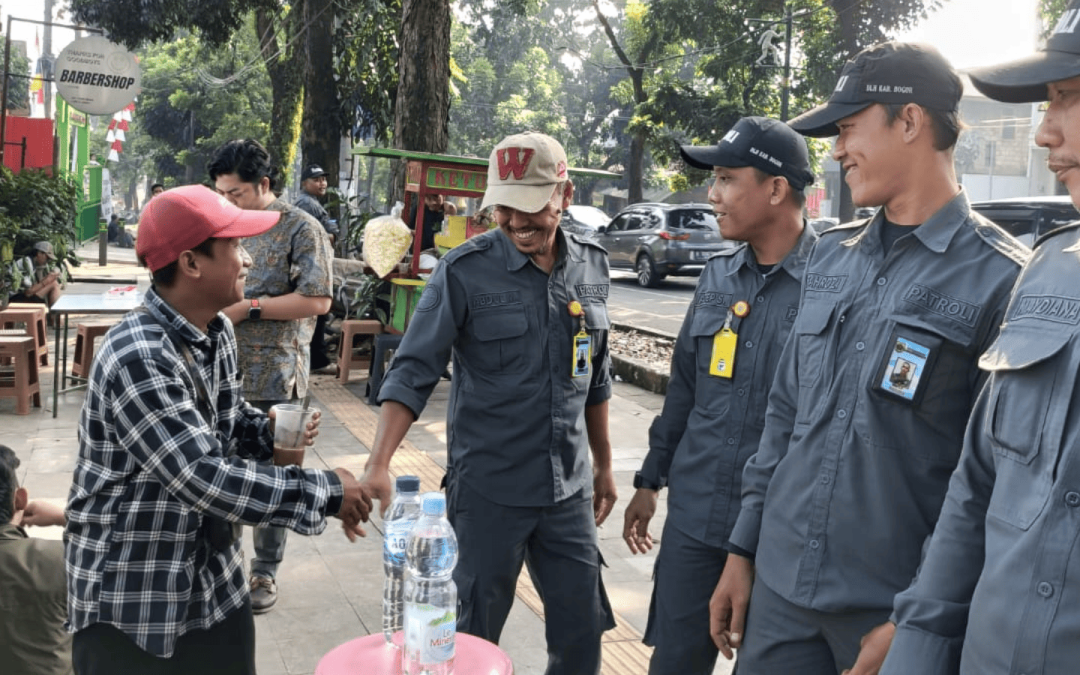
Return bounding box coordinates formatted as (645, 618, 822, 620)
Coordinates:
(633, 471, 664, 491)
(247, 298, 262, 321)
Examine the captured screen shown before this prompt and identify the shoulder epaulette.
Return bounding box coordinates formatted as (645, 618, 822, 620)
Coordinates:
(707, 243, 744, 261)
(569, 233, 609, 254)
(441, 231, 494, 264)
(970, 212, 1031, 266)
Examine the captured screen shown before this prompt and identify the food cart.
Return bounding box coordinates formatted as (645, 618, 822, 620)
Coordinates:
(350, 146, 619, 334)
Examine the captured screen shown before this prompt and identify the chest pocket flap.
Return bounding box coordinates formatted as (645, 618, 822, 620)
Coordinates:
(473, 307, 529, 341)
(794, 302, 834, 387)
(895, 313, 978, 350)
(583, 303, 610, 331)
(690, 308, 727, 338)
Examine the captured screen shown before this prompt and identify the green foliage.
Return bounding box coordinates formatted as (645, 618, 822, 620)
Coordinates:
(68, 0, 275, 47)
(0, 166, 80, 297)
(4, 45, 31, 111)
(1041, 0, 1071, 36)
(335, 0, 402, 145)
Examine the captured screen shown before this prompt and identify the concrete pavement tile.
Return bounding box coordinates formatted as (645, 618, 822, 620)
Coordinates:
(20, 470, 75, 500)
(603, 581, 653, 636)
(253, 645, 289, 675)
(22, 445, 79, 473)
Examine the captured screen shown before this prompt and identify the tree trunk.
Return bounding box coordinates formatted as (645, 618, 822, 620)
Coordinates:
(256, 7, 305, 188)
(391, 0, 452, 204)
(302, 0, 342, 188)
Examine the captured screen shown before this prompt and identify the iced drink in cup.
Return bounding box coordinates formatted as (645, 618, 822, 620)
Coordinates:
(271, 403, 318, 466)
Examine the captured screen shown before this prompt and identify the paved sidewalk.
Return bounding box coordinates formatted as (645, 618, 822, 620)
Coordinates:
(0, 241, 737, 674)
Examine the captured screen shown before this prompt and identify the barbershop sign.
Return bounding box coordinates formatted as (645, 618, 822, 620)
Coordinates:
(55, 36, 140, 115)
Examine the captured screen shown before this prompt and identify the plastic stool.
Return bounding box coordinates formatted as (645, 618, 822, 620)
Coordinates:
(366, 333, 403, 405)
(337, 319, 383, 384)
(315, 633, 512, 675)
(0, 336, 42, 415)
(72, 321, 114, 379)
(0, 305, 49, 367)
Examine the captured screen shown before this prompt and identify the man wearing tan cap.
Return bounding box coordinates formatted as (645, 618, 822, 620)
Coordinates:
(65, 185, 372, 675)
(361, 132, 617, 674)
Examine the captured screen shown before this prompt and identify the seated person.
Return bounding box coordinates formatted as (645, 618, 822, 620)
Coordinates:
(108, 215, 120, 244)
(406, 193, 457, 252)
(0, 445, 71, 675)
(9, 241, 66, 308)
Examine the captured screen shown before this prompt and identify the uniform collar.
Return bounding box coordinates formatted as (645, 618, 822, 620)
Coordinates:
(842, 188, 970, 255)
(501, 226, 577, 271)
(0, 522, 28, 541)
(728, 221, 818, 281)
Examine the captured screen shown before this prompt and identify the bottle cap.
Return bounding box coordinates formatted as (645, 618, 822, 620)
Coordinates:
(420, 492, 446, 515)
(396, 475, 421, 493)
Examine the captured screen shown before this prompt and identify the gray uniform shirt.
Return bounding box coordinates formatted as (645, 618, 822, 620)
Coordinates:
(641, 224, 817, 546)
(884, 222, 1080, 675)
(729, 191, 1028, 612)
(294, 191, 338, 238)
(378, 228, 612, 507)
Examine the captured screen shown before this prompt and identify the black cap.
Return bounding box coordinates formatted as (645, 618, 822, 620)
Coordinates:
(680, 116, 815, 191)
(301, 164, 326, 181)
(789, 42, 962, 138)
(969, 1, 1080, 103)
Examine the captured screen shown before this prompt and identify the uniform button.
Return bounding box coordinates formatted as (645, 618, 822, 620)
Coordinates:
(737, 388, 746, 397)
(837, 409, 847, 419)
(809, 539, 820, 550)
(1037, 582, 1054, 598)
(877, 277, 887, 286)
(727, 438, 736, 445)
(757, 295, 765, 303)
(855, 341, 865, 351)
(744, 340, 753, 348)
(1066, 491, 1080, 507)
(820, 475, 830, 485)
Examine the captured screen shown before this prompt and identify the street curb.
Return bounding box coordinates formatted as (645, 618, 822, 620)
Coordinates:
(610, 322, 673, 396)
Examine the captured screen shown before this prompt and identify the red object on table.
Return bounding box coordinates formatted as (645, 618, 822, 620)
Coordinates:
(315, 632, 513, 675)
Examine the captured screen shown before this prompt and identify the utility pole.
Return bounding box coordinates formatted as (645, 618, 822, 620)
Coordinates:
(780, 5, 793, 122)
(43, 0, 52, 117)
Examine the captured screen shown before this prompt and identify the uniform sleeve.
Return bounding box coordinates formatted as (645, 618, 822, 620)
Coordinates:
(641, 300, 697, 485)
(728, 313, 800, 554)
(377, 260, 463, 417)
(881, 386, 996, 675)
(289, 219, 334, 298)
(109, 355, 342, 533)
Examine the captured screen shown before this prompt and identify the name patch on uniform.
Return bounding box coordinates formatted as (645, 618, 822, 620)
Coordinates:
(574, 283, 609, 301)
(1011, 294, 1080, 325)
(470, 290, 522, 309)
(902, 285, 978, 326)
(696, 291, 733, 308)
(804, 274, 847, 293)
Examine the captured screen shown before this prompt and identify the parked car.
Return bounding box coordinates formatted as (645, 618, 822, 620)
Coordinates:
(594, 203, 735, 287)
(560, 204, 610, 239)
(971, 195, 1079, 248)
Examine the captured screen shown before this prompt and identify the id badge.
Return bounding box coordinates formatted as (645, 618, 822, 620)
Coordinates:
(872, 324, 942, 405)
(572, 331, 592, 378)
(709, 328, 738, 378)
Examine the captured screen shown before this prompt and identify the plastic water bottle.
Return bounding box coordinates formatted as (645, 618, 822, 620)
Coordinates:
(383, 475, 422, 646)
(403, 492, 458, 675)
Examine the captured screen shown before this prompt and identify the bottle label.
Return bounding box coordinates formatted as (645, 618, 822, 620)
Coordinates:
(405, 602, 455, 663)
(384, 520, 411, 565)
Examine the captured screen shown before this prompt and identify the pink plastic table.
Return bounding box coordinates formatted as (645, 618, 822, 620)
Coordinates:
(314, 632, 513, 675)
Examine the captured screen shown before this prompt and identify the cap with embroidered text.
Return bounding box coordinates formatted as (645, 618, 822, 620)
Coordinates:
(680, 116, 814, 191)
(480, 132, 569, 213)
(136, 185, 280, 272)
(789, 42, 962, 138)
(969, 0, 1080, 103)
(301, 164, 326, 181)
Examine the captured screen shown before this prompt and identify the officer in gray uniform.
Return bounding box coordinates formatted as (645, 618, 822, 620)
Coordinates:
(622, 116, 817, 675)
(882, 6, 1080, 674)
(360, 132, 617, 675)
(709, 42, 1030, 674)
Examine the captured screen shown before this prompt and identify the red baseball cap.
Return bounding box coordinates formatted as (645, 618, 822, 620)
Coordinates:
(136, 185, 280, 272)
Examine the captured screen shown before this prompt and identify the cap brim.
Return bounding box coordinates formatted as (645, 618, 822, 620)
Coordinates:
(788, 101, 873, 137)
(215, 208, 281, 238)
(969, 50, 1080, 103)
(480, 183, 557, 213)
(679, 145, 749, 171)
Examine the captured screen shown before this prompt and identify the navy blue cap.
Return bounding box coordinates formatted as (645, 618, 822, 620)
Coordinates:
(680, 116, 815, 190)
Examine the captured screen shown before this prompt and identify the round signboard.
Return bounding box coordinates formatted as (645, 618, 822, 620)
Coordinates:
(55, 36, 140, 116)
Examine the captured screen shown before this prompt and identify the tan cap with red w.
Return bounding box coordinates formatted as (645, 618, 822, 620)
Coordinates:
(481, 132, 569, 213)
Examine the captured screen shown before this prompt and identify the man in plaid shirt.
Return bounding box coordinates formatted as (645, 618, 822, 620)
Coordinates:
(65, 185, 372, 674)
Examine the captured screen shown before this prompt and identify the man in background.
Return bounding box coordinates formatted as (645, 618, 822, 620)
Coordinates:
(292, 163, 338, 374)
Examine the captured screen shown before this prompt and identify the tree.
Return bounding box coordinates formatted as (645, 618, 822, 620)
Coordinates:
(254, 6, 304, 186)
(391, 0, 452, 202)
(3, 39, 31, 112)
(301, 0, 340, 185)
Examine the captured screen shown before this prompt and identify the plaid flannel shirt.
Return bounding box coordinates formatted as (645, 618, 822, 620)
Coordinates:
(65, 288, 344, 657)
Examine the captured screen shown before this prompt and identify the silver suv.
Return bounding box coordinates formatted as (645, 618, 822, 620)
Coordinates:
(594, 203, 734, 287)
